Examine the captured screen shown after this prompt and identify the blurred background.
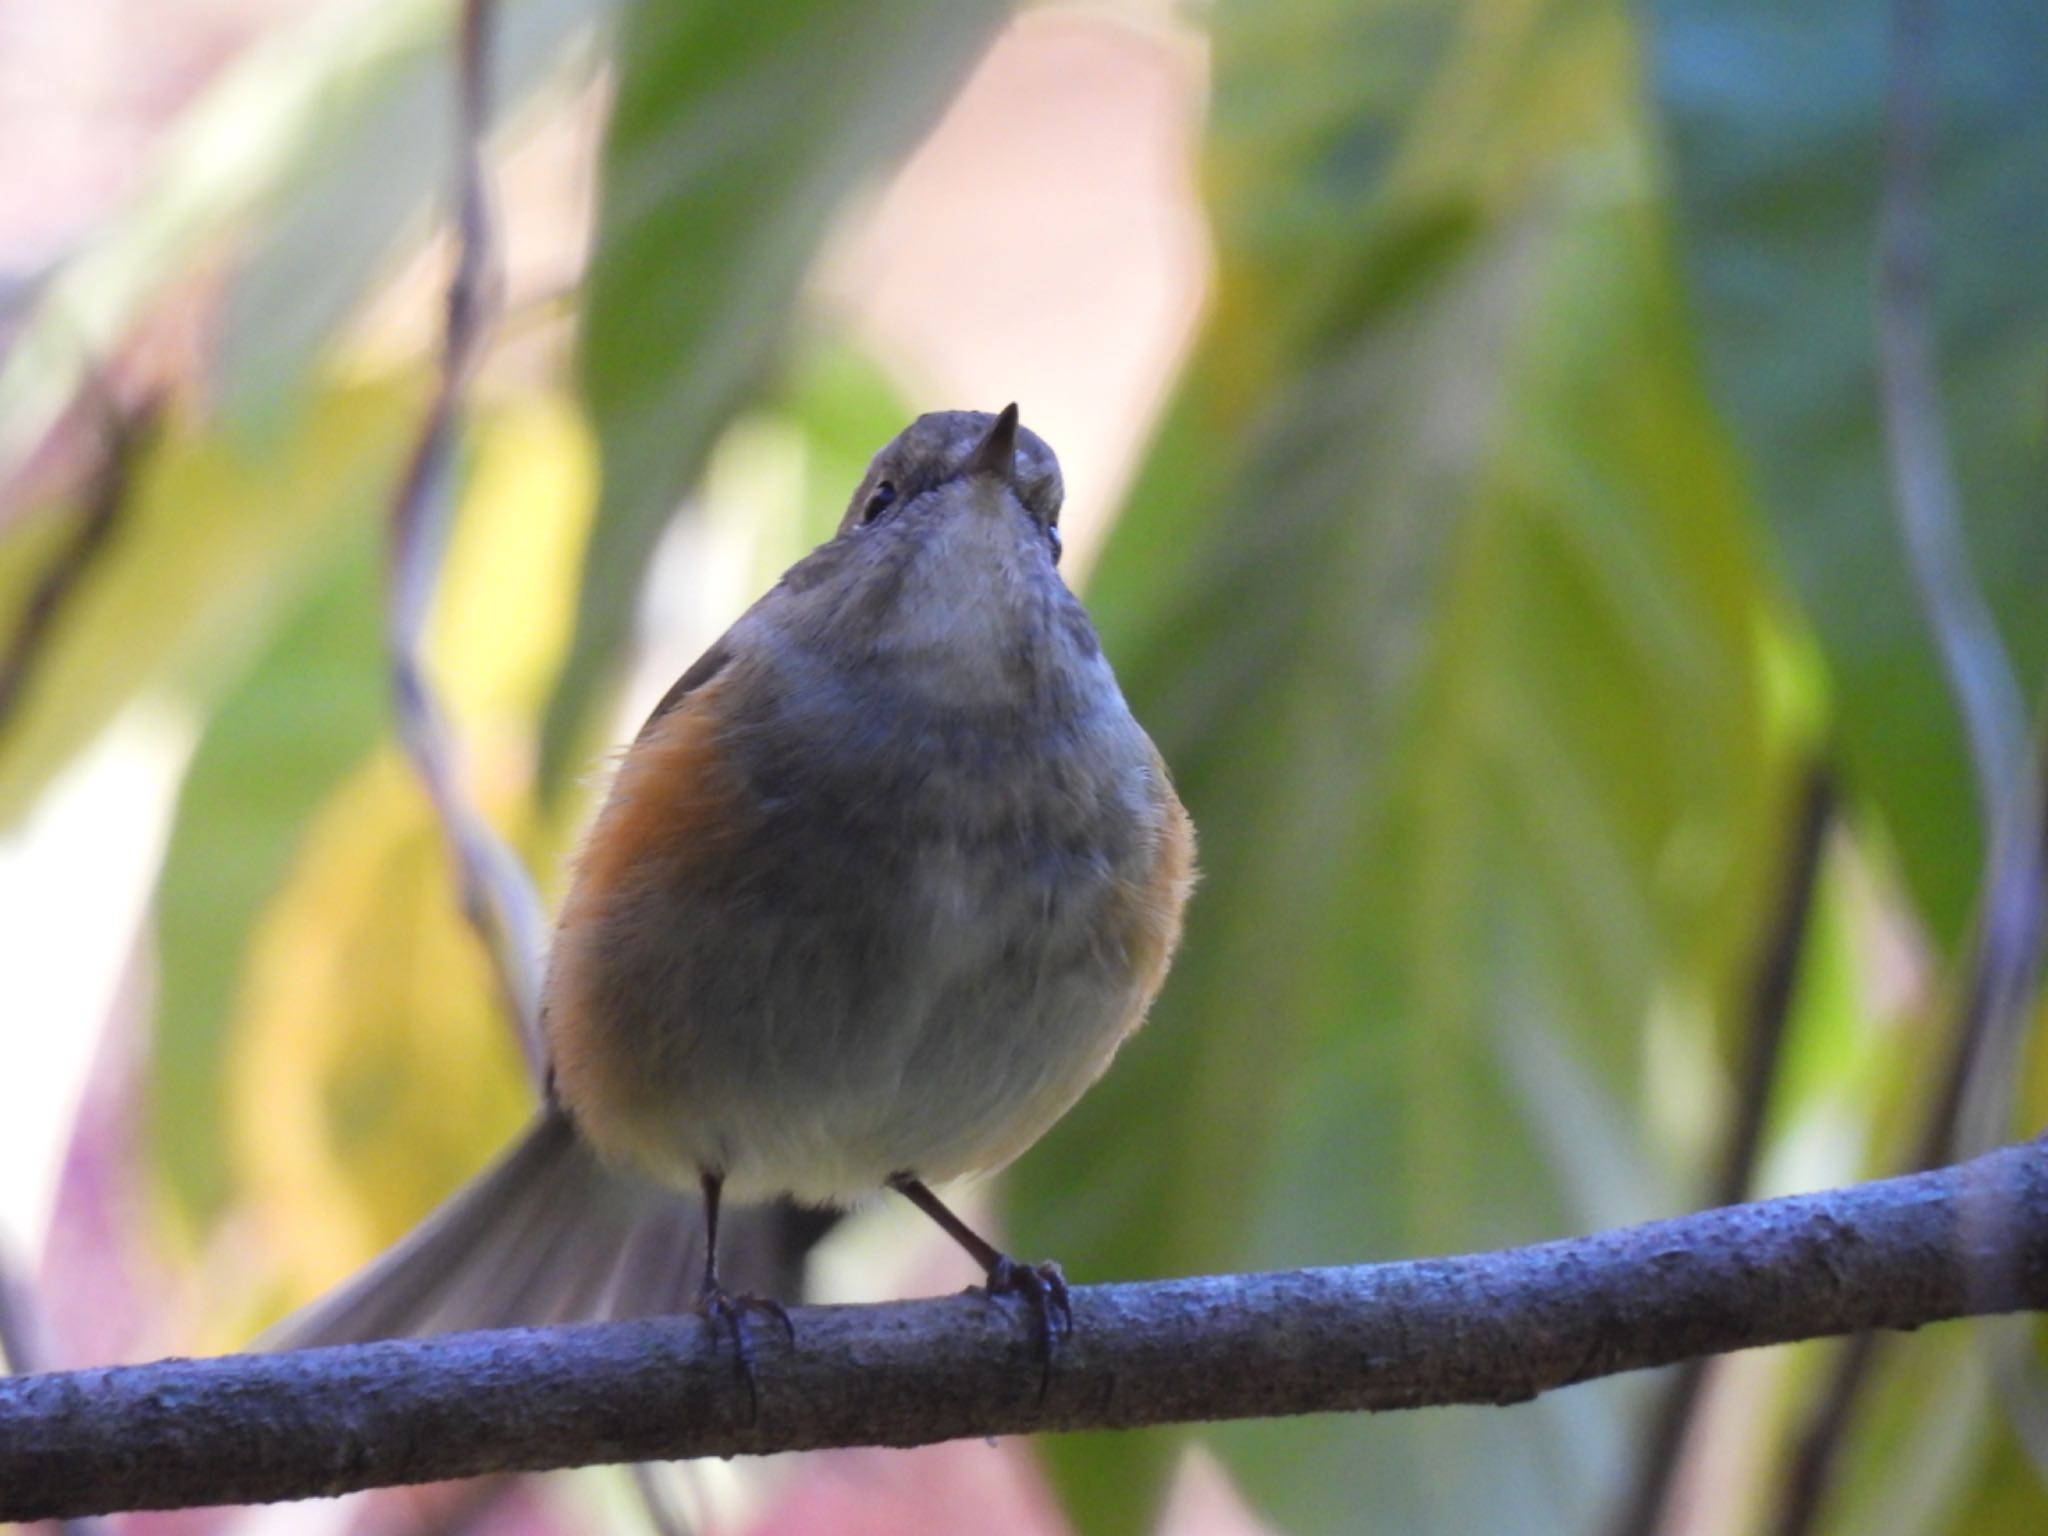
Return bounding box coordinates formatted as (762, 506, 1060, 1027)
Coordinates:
(1, 0, 2044, 1533)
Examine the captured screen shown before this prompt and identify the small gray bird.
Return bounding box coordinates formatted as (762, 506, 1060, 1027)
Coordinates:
(274, 405, 1196, 1380)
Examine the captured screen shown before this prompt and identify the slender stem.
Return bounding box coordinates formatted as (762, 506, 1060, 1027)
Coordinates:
(0, 389, 160, 744)
(1608, 766, 1835, 1536)
(383, 0, 550, 1080)
(1769, 0, 2048, 1524)
(1875, 0, 2025, 836)
(1772, 725, 2048, 1536)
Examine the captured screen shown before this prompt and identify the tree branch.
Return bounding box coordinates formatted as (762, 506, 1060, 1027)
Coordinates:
(3, 1139, 2047, 1522)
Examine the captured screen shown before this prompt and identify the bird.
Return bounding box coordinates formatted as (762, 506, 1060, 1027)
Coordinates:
(270, 404, 1196, 1394)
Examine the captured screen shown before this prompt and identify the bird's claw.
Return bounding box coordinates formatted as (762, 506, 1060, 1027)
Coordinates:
(692, 1284, 794, 1418)
(982, 1255, 1072, 1400)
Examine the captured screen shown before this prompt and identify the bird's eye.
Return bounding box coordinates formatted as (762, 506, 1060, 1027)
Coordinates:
(861, 481, 898, 525)
(1047, 524, 1063, 565)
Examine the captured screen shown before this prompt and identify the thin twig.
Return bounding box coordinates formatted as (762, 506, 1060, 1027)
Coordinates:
(1871, 0, 2046, 1178)
(1607, 766, 1835, 1536)
(384, 0, 548, 1079)
(4, 1138, 2048, 1522)
(381, 30, 716, 1536)
(1875, 0, 2026, 832)
(1771, 2, 2048, 1524)
(1770, 772, 2048, 1535)
(1956, 720, 2048, 1477)
(0, 387, 160, 745)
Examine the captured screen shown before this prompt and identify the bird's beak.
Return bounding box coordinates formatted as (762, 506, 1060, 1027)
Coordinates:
(962, 403, 1020, 483)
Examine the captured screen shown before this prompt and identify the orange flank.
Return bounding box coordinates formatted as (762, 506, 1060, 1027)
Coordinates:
(544, 675, 751, 1133)
(1112, 749, 1198, 1040)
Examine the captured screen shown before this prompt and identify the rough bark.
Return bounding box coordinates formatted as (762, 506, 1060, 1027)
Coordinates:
(4, 1138, 2045, 1522)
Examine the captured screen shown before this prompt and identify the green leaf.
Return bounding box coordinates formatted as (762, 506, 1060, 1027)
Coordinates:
(150, 520, 387, 1226)
(1649, 0, 2048, 941)
(0, 376, 422, 827)
(0, 0, 603, 472)
(1007, 4, 1783, 1531)
(214, 0, 616, 440)
(539, 0, 1011, 793)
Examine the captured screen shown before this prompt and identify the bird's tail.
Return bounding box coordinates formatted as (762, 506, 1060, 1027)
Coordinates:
(262, 1113, 728, 1350)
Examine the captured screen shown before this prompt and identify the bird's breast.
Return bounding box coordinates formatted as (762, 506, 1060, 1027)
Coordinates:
(727, 632, 1149, 918)
(543, 621, 1167, 1199)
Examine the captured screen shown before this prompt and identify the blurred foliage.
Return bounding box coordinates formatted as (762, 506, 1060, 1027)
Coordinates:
(0, 0, 610, 470)
(0, 0, 2043, 1534)
(152, 390, 595, 1232)
(545, 0, 1011, 790)
(214, 0, 614, 439)
(0, 376, 424, 825)
(152, 505, 388, 1228)
(1651, 0, 2048, 943)
(227, 742, 534, 1299)
(1011, 1, 1784, 1527)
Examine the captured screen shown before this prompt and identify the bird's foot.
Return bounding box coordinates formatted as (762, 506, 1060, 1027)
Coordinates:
(981, 1255, 1072, 1401)
(691, 1283, 795, 1418)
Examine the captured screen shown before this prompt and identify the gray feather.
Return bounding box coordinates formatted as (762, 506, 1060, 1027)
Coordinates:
(262, 1114, 831, 1350)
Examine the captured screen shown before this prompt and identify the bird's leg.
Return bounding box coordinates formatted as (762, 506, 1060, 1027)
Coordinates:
(888, 1174, 1071, 1398)
(691, 1171, 794, 1416)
